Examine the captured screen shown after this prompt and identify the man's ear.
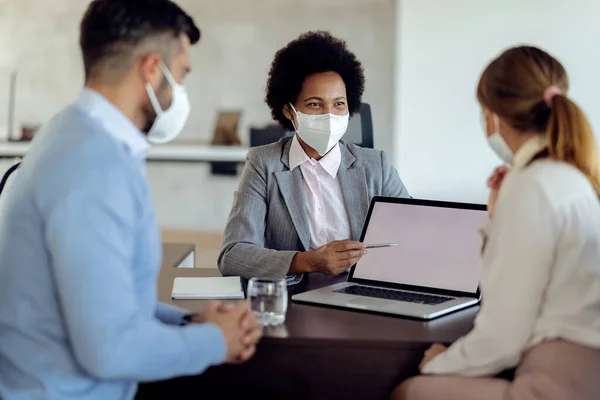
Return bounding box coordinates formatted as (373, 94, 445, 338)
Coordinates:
(139, 53, 163, 90)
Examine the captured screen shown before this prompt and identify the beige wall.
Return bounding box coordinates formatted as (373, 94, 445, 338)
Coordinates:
(0, 0, 396, 231)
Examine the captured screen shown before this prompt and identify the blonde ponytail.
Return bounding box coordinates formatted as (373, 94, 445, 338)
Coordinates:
(478, 45, 600, 197)
(547, 95, 600, 197)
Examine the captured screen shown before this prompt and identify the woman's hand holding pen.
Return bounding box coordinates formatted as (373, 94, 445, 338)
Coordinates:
(290, 240, 366, 275)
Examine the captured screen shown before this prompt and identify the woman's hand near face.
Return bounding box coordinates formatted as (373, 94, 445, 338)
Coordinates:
(487, 165, 510, 218)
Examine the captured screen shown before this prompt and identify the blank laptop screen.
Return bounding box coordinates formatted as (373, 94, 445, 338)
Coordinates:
(352, 201, 488, 294)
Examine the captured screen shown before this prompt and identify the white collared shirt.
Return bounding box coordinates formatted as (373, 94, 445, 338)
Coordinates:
(424, 135, 600, 376)
(75, 88, 150, 164)
(289, 135, 351, 250)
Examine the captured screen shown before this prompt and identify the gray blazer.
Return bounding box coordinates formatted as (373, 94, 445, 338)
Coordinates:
(218, 137, 410, 279)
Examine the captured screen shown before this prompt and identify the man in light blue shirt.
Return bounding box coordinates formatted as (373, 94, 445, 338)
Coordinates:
(0, 1, 261, 399)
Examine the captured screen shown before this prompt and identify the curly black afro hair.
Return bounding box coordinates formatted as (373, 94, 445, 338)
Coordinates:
(265, 31, 366, 131)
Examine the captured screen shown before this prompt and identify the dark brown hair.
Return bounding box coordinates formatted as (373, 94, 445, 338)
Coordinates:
(265, 31, 365, 131)
(80, 0, 200, 81)
(477, 46, 600, 196)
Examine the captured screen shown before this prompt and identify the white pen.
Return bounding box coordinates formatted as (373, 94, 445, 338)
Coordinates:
(364, 243, 397, 249)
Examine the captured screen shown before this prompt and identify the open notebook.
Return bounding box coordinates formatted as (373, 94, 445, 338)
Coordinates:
(172, 277, 244, 300)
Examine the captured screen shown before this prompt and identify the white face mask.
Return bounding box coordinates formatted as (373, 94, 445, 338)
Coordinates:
(289, 103, 349, 156)
(145, 63, 190, 144)
(483, 113, 513, 164)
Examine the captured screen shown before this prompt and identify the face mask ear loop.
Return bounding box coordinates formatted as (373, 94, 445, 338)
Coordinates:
(289, 103, 299, 133)
(160, 61, 178, 88)
(146, 61, 174, 115)
(146, 82, 163, 115)
(493, 113, 500, 135)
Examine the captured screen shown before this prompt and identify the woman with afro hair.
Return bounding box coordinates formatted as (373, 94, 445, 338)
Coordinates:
(218, 31, 410, 282)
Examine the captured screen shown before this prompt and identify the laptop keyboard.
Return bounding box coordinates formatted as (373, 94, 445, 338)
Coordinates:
(335, 285, 453, 306)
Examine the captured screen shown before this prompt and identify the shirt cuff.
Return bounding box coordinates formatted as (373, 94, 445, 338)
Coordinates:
(420, 339, 494, 377)
(421, 353, 451, 375)
(285, 274, 303, 286)
(421, 347, 471, 376)
(179, 322, 228, 367)
(155, 302, 190, 325)
(194, 322, 228, 365)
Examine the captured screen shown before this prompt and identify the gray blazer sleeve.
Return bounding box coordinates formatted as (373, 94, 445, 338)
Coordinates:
(381, 150, 410, 198)
(218, 154, 297, 280)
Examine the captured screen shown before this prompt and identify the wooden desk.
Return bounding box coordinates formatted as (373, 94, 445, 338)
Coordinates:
(158, 243, 478, 399)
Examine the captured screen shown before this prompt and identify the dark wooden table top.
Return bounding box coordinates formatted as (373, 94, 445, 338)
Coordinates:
(159, 243, 478, 345)
(157, 243, 480, 399)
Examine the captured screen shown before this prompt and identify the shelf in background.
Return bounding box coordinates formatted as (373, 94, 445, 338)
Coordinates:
(0, 142, 250, 163)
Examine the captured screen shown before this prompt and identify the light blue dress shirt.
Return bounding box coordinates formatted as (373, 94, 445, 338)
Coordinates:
(0, 89, 226, 400)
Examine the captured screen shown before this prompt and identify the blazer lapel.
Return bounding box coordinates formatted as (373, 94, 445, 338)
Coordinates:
(274, 140, 311, 251)
(337, 144, 369, 241)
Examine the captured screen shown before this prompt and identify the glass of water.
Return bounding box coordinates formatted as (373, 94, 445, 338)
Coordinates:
(247, 278, 288, 326)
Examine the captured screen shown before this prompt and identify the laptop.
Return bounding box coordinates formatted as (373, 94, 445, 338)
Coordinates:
(292, 196, 487, 320)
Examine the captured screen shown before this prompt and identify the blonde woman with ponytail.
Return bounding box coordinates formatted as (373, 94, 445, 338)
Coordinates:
(392, 46, 600, 400)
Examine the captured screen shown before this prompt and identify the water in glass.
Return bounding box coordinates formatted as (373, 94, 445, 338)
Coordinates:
(247, 278, 288, 326)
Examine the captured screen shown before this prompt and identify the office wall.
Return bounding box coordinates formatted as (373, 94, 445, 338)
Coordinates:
(0, 0, 396, 231)
(394, 0, 600, 204)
